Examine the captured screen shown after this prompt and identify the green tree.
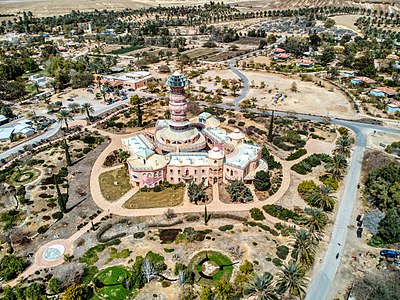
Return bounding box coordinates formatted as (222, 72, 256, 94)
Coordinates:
(188, 179, 208, 204)
(129, 256, 146, 289)
(62, 139, 72, 166)
(254, 170, 271, 191)
(276, 261, 308, 299)
(199, 286, 214, 300)
(268, 111, 274, 142)
(164, 109, 171, 119)
(319, 46, 336, 66)
(130, 95, 143, 127)
(57, 109, 74, 131)
(297, 180, 317, 198)
(325, 154, 348, 179)
(353, 54, 377, 77)
(61, 284, 87, 300)
(301, 207, 328, 240)
(308, 185, 336, 212)
(0, 255, 27, 281)
(334, 134, 353, 158)
(244, 272, 278, 300)
(377, 207, 400, 243)
(214, 279, 236, 300)
(81, 103, 94, 121)
(54, 174, 67, 213)
(292, 230, 317, 266)
(226, 180, 253, 203)
(48, 277, 63, 294)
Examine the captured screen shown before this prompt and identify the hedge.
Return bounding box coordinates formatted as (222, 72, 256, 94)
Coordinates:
(262, 205, 303, 224)
(218, 224, 234, 232)
(286, 148, 307, 161)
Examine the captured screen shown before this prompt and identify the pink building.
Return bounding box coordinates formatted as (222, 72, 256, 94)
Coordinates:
(123, 72, 268, 188)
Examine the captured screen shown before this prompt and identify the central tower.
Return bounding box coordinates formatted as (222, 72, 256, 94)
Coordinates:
(167, 71, 189, 130)
(154, 71, 207, 152)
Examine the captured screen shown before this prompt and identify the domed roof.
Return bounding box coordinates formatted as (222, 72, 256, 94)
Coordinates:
(167, 71, 188, 87)
(229, 128, 245, 140)
(208, 146, 224, 159)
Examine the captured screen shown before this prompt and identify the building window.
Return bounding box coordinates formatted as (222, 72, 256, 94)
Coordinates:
(170, 177, 173, 181)
(178, 170, 181, 175)
(194, 170, 197, 175)
(170, 169, 173, 174)
(202, 169, 205, 174)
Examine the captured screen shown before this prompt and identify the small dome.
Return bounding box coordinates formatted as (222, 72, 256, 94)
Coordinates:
(208, 147, 224, 159)
(167, 71, 188, 87)
(229, 128, 245, 140)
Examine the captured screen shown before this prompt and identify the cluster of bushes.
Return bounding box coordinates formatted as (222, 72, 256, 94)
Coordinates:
(286, 148, 307, 161)
(385, 141, 400, 156)
(273, 130, 306, 151)
(0, 255, 28, 281)
(297, 180, 317, 199)
(261, 147, 282, 170)
(244, 221, 279, 236)
(262, 205, 303, 224)
(250, 208, 265, 220)
(140, 181, 185, 193)
(291, 153, 332, 175)
(274, 222, 297, 237)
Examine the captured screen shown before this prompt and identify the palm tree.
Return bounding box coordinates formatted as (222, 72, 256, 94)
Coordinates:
(301, 207, 328, 240)
(68, 102, 81, 113)
(325, 154, 348, 179)
(81, 103, 95, 120)
(334, 134, 352, 157)
(292, 230, 317, 266)
(276, 261, 308, 300)
(244, 272, 278, 300)
(308, 185, 336, 212)
(57, 110, 74, 131)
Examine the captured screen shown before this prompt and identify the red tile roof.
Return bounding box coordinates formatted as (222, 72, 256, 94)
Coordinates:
(387, 54, 399, 60)
(276, 53, 289, 59)
(354, 76, 376, 84)
(375, 86, 397, 95)
(273, 48, 285, 54)
(387, 101, 400, 108)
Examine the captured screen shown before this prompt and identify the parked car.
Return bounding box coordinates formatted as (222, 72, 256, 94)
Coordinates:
(67, 98, 74, 101)
(356, 214, 362, 222)
(380, 250, 399, 258)
(356, 227, 363, 238)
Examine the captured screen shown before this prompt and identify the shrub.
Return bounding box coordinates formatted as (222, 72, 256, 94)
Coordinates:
(228, 119, 236, 124)
(276, 245, 289, 260)
(250, 208, 265, 221)
(161, 280, 171, 288)
(253, 170, 271, 191)
(262, 205, 303, 224)
(164, 248, 175, 253)
(238, 121, 245, 127)
(83, 147, 92, 154)
(133, 232, 145, 239)
(297, 180, 317, 198)
(272, 257, 282, 267)
(338, 127, 349, 136)
(52, 211, 63, 220)
(37, 225, 49, 234)
(219, 224, 234, 232)
(323, 176, 339, 191)
(286, 148, 307, 161)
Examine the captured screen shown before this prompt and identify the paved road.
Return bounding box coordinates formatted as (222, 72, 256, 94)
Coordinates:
(228, 36, 286, 106)
(0, 100, 129, 160)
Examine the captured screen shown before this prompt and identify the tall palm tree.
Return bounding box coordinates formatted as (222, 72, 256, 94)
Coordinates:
(57, 110, 74, 131)
(325, 154, 348, 179)
(276, 261, 308, 300)
(292, 230, 317, 266)
(334, 134, 352, 157)
(302, 207, 328, 240)
(81, 103, 95, 120)
(308, 185, 336, 212)
(244, 272, 278, 300)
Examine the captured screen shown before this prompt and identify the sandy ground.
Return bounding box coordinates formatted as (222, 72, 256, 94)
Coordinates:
(241, 71, 358, 119)
(331, 14, 363, 32)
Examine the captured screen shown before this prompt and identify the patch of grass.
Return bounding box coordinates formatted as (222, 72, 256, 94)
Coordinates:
(79, 240, 121, 266)
(97, 285, 131, 299)
(81, 266, 99, 284)
(105, 248, 132, 264)
(99, 168, 132, 202)
(123, 187, 184, 209)
(7, 168, 41, 186)
(96, 266, 129, 285)
(189, 251, 233, 286)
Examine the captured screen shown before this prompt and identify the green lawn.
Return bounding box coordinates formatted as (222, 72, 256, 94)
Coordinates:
(105, 248, 132, 264)
(123, 187, 184, 209)
(97, 285, 131, 300)
(99, 167, 132, 202)
(189, 251, 233, 285)
(96, 266, 129, 285)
